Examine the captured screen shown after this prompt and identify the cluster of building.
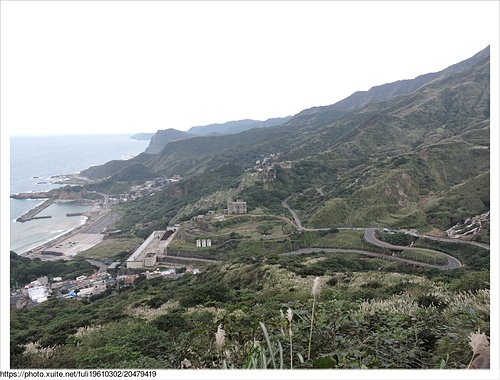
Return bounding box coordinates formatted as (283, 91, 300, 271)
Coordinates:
(110, 175, 183, 203)
(10, 261, 202, 310)
(143, 265, 200, 280)
(58, 270, 114, 298)
(250, 153, 293, 183)
(10, 270, 117, 310)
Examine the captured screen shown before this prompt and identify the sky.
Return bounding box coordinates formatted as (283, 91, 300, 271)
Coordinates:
(0, 1, 498, 136)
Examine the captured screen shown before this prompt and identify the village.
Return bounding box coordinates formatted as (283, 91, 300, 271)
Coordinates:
(9, 153, 298, 311)
(10, 262, 202, 311)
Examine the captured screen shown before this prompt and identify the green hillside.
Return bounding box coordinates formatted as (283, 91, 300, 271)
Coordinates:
(80, 47, 489, 236)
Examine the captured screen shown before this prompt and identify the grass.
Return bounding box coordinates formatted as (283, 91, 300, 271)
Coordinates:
(168, 239, 205, 252)
(11, 257, 490, 369)
(169, 216, 293, 253)
(399, 248, 448, 265)
(214, 219, 289, 239)
(78, 237, 142, 260)
(171, 188, 238, 223)
(304, 230, 386, 252)
(414, 239, 489, 270)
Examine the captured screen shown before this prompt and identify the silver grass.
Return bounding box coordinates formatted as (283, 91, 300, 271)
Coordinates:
(467, 329, 490, 369)
(469, 330, 489, 356)
(215, 324, 225, 352)
(287, 308, 293, 324)
(312, 276, 322, 297)
(287, 307, 294, 369)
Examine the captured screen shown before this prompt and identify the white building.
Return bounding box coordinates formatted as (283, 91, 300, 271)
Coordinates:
(27, 286, 49, 304)
(196, 239, 211, 248)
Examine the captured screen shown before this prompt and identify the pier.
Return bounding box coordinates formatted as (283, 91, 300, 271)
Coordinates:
(16, 199, 54, 223)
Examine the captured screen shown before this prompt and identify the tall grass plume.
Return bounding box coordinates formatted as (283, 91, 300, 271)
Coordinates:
(308, 277, 321, 360)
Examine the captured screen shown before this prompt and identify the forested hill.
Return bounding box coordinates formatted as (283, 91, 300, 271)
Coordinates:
(81, 46, 489, 235)
(144, 129, 196, 154)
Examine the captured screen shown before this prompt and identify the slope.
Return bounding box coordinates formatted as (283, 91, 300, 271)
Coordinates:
(81, 47, 489, 236)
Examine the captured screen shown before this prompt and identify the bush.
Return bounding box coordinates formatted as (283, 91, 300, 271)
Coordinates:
(416, 294, 447, 310)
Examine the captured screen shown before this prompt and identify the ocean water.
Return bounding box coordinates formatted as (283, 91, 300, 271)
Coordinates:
(10, 135, 150, 253)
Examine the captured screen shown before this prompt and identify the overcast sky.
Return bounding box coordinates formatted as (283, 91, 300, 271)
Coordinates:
(1, 1, 498, 136)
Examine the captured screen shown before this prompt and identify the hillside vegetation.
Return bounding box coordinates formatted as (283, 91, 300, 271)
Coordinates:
(11, 258, 489, 369)
(80, 47, 489, 237)
(12, 47, 491, 370)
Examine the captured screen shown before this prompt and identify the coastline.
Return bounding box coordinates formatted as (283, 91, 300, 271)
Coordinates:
(11, 198, 93, 256)
(10, 134, 149, 259)
(20, 214, 90, 259)
(15, 191, 116, 260)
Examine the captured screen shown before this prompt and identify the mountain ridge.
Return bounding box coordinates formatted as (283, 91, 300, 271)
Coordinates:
(144, 129, 196, 154)
(81, 47, 489, 236)
(187, 116, 292, 136)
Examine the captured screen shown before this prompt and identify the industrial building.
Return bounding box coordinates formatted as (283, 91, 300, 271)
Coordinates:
(227, 200, 247, 214)
(126, 227, 178, 269)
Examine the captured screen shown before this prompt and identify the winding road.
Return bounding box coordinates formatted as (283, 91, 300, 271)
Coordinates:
(363, 228, 462, 269)
(406, 232, 490, 250)
(283, 247, 459, 270)
(280, 197, 479, 270)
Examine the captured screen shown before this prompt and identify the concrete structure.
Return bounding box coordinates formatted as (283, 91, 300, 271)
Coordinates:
(227, 200, 247, 214)
(78, 284, 106, 297)
(27, 286, 49, 303)
(262, 166, 277, 182)
(278, 161, 293, 169)
(170, 175, 182, 182)
(196, 238, 212, 248)
(108, 262, 121, 270)
(127, 227, 178, 269)
(144, 252, 158, 267)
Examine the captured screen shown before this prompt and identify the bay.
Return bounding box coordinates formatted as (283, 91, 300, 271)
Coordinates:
(10, 134, 150, 253)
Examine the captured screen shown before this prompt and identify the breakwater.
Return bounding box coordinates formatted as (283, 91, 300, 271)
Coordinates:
(16, 199, 54, 222)
(66, 212, 84, 217)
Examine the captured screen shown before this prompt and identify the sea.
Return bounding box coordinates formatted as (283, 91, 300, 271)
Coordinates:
(10, 134, 150, 253)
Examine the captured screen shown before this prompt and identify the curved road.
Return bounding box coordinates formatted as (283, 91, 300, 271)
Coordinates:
(281, 197, 464, 270)
(282, 247, 459, 270)
(363, 228, 462, 269)
(408, 232, 490, 250)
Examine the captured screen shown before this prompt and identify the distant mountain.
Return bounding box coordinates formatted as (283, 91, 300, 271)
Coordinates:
(83, 47, 489, 235)
(130, 133, 155, 141)
(187, 116, 292, 136)
(144, 129, 196, 154)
